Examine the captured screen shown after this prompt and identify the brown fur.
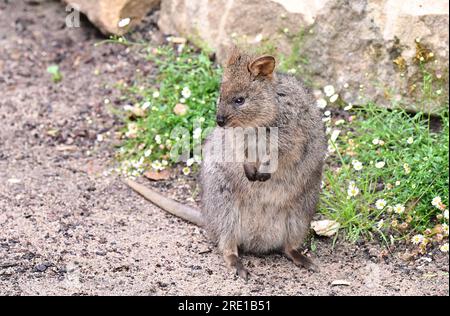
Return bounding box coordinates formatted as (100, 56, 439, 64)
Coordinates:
(201, 49, 327, 277)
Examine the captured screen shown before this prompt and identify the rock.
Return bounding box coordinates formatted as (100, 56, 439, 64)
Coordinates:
(7, 178, 21, 184)
(158, 0, 449, 114)
(158, 0, 308, 60)
(173, 103, 188, 116)
(56, 145, 78, 152)
(302, 0, 449, 114)
(311, 219, 340, 237)
(63, 0, 161, 35)
(331, 279, 351, 287)
(34, 264, 48, 272)
(144, 169, 171, 181)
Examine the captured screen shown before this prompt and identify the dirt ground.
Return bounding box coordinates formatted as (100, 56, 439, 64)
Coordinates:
(0, 0, 448, 296)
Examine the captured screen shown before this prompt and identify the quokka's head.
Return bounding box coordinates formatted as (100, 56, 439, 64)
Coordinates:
(216, 48, 278, 128)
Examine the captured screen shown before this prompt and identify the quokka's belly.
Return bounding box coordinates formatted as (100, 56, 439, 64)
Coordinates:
(235, 185, 292, 253)
(237, 202, 288, 253)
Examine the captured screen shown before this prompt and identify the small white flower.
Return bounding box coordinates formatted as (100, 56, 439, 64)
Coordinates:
(343, 83, 349, 88)
(323, 85, 335, 97)
(123, 104, 134, 111)
(180, 98, 186, 103)
(440, 243, 449, 252)
(444, 209, 449, 220)
(186, 158, 195, 167)
(144, 149, 152, 157)
(335, 119, 345, 126)
(118, 17, 131, 28)
(287, 68, 297, 74)
(155, 135, 162, 144)
(181, 87, 191, 99)
(152, 91, 160, 98)
(432, 196, 442, 207)
(393, 204, 405, 214)
(151, 160, 163, 171)
(443, 223, 449, 236)
(324, 110, 331, 117)
(403, 163, 411, 174)
(330, 129, 341, 142)
(372, 138, 380, 145)
(395, 181, 401, 186)
(327, 144, 336, 153)
(411, 234, 424, 245)
(96, 134, 104, 142)
(329, 94, 339, 103)
(125, 123, 138, 138)
(375, 199, 387, 210)
(352, 160, 363, 171)
(377, 219, 384, 229)
(141, 101, 151, 110)
(316, 98, 327, 109)
(182, 167, 191, 175)
(407, 137, 414, 144)
(378, 140, 385, 146)
(344, 104, 353, 111)
(375, 161, 385, 169)
(347, 185, 360, 197)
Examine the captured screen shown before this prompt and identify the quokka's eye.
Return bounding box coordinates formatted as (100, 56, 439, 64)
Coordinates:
(233, 97, 245, 106)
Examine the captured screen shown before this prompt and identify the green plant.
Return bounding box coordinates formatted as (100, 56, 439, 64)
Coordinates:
(47, 65, 62, 83)
(116, 44, 221, 176)
(320, 102, 449, 248)
(277, 28, 309, 73)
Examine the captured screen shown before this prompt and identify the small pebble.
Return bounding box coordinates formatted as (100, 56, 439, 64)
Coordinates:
(34, 264, 48, 272)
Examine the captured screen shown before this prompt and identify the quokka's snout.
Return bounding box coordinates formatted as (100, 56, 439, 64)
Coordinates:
(216, 114, 227, 127)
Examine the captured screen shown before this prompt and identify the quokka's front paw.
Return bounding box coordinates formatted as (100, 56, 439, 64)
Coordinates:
(244, 164, 271, 182)
(255, 172, 271, 181)
(244, 163, 258, 181)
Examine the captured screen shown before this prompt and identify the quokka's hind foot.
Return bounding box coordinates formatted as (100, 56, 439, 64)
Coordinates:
(223, 249, 250, 281)
(284, 246, 319, 272)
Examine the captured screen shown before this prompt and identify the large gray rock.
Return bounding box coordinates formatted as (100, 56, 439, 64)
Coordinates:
(158, 0, 308, 59)
(303, 0, 449, 113)
(63, 0, 160, 35)
(158, 0, 449, 113)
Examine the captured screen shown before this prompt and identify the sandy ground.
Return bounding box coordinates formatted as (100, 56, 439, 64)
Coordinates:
(0, 0, 448, 296)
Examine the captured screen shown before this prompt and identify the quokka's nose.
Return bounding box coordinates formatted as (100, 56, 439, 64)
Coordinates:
(216, 115, 227, 127)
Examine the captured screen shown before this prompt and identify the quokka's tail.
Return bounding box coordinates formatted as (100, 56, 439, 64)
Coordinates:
(124, 179, 203, 227)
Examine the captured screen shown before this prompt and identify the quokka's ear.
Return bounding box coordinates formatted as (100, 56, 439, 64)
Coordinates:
(248, 55, 276, 78)
(226, 45, 242, 67)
